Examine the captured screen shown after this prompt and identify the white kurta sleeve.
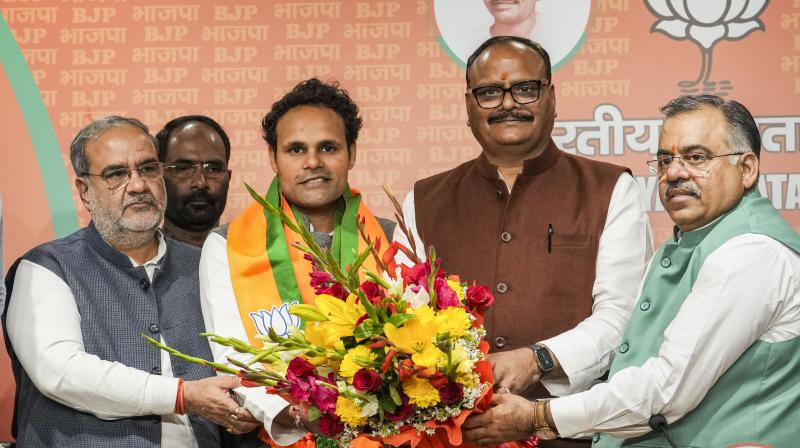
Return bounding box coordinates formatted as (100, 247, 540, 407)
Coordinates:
(540, 173, 653, 395)
(551, 234, 800, 438)
(199, 232, 306, 445)
(6, 260, 178, 420)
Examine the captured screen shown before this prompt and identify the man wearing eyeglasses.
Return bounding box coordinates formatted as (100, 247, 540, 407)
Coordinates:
(2, 116, 260, 447)
(394, 36, 652, 447)
(156, 115, 232, 248)
(461, 95, 800, 447)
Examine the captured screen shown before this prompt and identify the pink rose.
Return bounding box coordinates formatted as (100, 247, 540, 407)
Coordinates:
(466, 285, 494, 312)
(434, 278, 459, 309)
(319, 413, 345, 436)
(403, 263, 428, 287)
(352, 368, 382, 393)
(437, 381, 464, 405)
(310, 380, 338, 414)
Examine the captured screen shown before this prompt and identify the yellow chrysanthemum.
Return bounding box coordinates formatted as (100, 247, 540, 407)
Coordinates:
(304, 294, 365, 350)
(447, 279, 465, 303)
(339, 344, 376, 382)
(435, 307, 471, 339)
(402, 375, 440, 408)
(335, 396, 367, 426)
(456, 370, 479, 388)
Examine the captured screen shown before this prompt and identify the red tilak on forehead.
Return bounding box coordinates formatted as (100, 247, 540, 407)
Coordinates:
(672, 144, 678, 153)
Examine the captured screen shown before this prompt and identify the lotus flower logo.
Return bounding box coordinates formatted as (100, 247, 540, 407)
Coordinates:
(250, 302, 302, 337)
(645, 0, 769, 94)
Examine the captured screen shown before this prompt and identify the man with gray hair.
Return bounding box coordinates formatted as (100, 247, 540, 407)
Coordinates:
(463, 95, 800, 447)
(2, 116, 259, 447)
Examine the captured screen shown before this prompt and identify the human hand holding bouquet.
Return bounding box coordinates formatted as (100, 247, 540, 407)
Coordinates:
(146, 185, 536, 447)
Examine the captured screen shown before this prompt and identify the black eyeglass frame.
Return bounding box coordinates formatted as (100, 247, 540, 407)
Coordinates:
(469, 79, 551, 109)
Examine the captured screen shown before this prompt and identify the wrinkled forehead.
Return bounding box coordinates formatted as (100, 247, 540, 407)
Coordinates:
(86, 125, 158, 169)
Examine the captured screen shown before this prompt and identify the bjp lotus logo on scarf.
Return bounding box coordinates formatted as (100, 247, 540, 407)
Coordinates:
(250, 302, 302, 337)
(645, 0, 769, 95)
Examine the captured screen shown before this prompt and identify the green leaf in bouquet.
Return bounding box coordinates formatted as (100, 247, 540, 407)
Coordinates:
(353, 319, 383, 340)
(427, 246, 439, 308)
(340, 335, 359, 350)
(364, 269, 391, 290)
(386, 313, 415, 328)
(306, 405, 322, 423)
(142, 334, 237, 376)
(379, 393, 398, 413)
(388, 384, 403, 406)
(347, 244, 374, 287)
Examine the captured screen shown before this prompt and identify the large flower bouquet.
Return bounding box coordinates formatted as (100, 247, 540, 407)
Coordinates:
(148, 186, 503, 448)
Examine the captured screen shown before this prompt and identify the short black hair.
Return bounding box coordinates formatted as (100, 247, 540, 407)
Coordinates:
(465, 36, 552, 86)
(660, 94, 761, 159)
(261, 78, 362, 151)
(155, 115, 231, 162)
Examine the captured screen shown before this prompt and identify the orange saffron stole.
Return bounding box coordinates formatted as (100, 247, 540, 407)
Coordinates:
(226, 189, 388, 347)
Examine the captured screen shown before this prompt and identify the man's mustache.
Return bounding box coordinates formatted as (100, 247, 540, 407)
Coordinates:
(181, 190, 216, 205)
(665, 180, 702, 198)
(487, 111, 534, 124)
(124, 193, 162, 208)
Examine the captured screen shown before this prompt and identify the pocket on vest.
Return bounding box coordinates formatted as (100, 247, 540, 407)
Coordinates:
(538, 233, 592, 248)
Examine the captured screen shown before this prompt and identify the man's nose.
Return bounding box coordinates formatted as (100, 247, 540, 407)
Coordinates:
(126, 169, 149, 193)
(303, 150, 323, 169)
(189, 165, 209, 189)
(500, 89, 517, 110)
(664, 157, 689, 181)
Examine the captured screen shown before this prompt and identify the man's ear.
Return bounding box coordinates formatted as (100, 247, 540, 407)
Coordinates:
(347, 143, 357, 170)
(268, 146, 278, 174)
(75, 177, 91, 209)
(740, 152, 759, 190)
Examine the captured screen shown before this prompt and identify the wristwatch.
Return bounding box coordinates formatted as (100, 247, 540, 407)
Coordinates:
(533, 400, 558, 440)
(529, 344, 555, 377)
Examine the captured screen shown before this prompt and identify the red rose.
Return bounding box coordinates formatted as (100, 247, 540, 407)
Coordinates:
(320, 282, 348, 300)
(352, 368, 382, 393)
(437, 381, 464, 405)
(287, 357, 316, 379)
(466, 285, 494, 312)
(386, 392, 412, 422)
(360, 280, 384, 305)
(319, 413, 345, 436)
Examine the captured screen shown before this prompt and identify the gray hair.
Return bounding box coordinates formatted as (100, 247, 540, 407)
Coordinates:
(660, 94, 761, 163)
(70, 116, 157, 176)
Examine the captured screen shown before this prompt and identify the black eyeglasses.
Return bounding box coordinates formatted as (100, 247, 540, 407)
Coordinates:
(82, 161, 164, 190)
(470, 79, 550, 109)
(165, 161, 229, 180)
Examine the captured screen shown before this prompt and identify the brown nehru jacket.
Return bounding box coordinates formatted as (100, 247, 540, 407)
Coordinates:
(415, 140, 627, 439)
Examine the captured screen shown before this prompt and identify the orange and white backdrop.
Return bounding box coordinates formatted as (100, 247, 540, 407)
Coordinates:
(1, 0, 798, 441)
